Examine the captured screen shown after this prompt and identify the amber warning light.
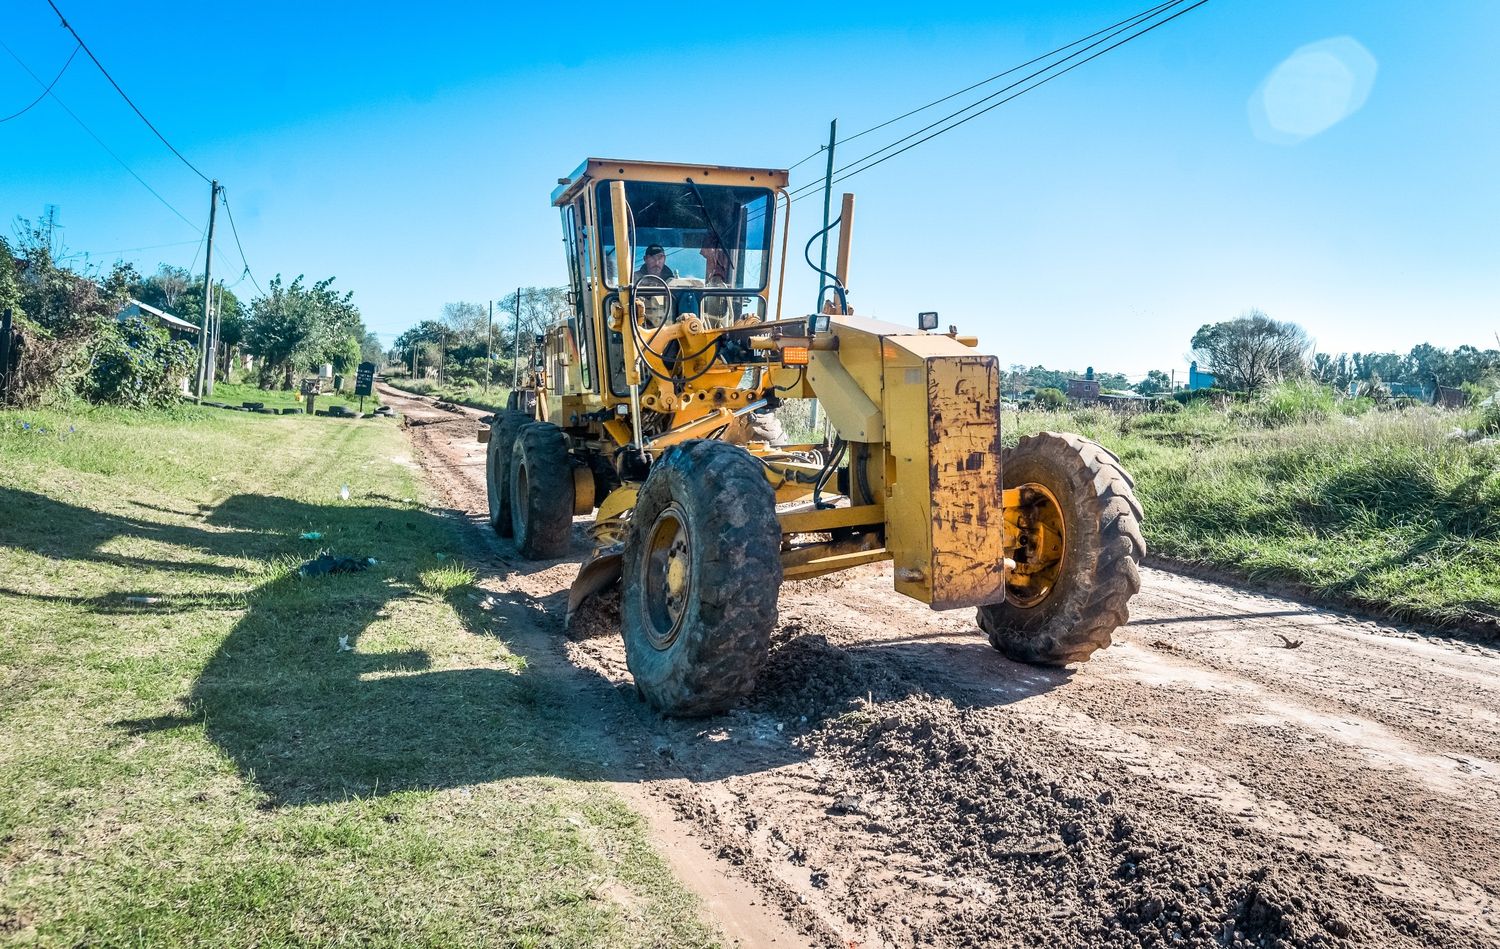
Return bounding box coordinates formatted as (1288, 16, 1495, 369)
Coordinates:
(781, 346, 810, 367)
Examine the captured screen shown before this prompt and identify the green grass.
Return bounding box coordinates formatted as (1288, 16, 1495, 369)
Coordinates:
(210, 381, 379, 413)
(0, 405, 714, 946)
(1009, 388, 1500, 629)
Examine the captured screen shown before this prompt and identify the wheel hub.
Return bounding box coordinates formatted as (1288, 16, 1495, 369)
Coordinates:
(641, 503, 693, 650)
(1006, 482, 1066, 608)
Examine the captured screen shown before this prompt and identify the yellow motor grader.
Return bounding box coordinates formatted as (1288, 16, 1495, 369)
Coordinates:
(483, 158, 1144, 715)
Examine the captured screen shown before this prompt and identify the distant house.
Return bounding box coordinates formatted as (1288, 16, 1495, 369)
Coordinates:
(1187, 360, 1216, 391)
(117, 299, 200, 343)
(1066, 366, 1100, 402)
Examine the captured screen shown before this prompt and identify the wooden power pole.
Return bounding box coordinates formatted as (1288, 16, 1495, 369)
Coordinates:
(195, 180, 219, 401)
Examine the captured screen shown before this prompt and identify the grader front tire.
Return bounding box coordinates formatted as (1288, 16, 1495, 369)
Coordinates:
(978, 432, 1144, 665)
(622, 440, 782, 717)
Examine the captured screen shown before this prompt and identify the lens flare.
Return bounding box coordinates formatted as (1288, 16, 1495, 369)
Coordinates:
(1249, 36, 1377, 145)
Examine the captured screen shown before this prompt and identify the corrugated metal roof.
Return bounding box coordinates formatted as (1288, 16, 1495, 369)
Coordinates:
(119, 298, 200, 334)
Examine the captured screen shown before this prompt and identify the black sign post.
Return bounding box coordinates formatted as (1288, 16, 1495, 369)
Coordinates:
(354, 361, 375, 414)
(0, 308, 11, 406)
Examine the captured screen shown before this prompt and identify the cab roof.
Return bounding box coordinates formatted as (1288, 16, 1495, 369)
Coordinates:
(552, 158, 789, 206)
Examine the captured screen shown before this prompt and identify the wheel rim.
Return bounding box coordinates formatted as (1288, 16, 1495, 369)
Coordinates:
(511, 461, 529, 538)
(1006, 482, 1066, 609)
(639, 502, 692, 650)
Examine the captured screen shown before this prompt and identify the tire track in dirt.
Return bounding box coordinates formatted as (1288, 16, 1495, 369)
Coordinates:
(381, 384, 1500, 948)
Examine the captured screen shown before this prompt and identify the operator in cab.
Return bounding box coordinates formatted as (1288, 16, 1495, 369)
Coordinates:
(634, 244, 676, 326)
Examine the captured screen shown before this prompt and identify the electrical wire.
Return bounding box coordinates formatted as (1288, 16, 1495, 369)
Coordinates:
(0, 38, 203, 234)
(219, 190, 265, 295)
(791, 0, 1208, 201)
(802, 0, 1181, 173)
(788, 0, 1187, 199)
(56, 237, 202, 262)
(43, 0, 211, 183)
(0, 40, 79, 123)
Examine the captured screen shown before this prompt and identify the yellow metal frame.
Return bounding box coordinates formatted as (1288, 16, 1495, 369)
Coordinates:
(530, 157, 1038, 617)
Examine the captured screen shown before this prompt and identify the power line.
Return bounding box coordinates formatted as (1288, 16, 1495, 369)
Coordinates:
(219, 190, 265, 296)
(42, 0, 211, 183)
(789, 0, 1190, 199)
(782, 2, 1180, 177)
(791, 0, 1208, 201)
(0, 40, 79, 123)
(817, 0, 1182, 168)
(0, 38, 204, 234)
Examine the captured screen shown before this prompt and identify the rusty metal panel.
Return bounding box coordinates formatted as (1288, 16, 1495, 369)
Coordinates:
(926, 355, 1006, 610)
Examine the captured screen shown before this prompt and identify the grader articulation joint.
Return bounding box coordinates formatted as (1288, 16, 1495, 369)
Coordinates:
(483, 157, 1145, 716)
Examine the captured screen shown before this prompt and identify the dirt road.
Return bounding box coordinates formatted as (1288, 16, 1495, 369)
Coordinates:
(381, 384, 1500, 949)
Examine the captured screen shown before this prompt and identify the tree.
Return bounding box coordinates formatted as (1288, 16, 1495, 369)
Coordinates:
(133, 264, 193, 312)
(359, 331, 385, 367)
(1190, 310, 1310, 392)
(243, 274, 362, 388)
(1033, 387, 1067, 409)
(1135, 370, 1170, 395)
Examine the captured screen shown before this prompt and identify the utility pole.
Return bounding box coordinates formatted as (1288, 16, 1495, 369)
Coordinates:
(485, 299, 493, 393)
(511, 286, 522, 392)
(206, 280, 223, 394)
(195, 180, 219, 401)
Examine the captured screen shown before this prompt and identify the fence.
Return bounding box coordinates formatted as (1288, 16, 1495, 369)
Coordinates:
(0, 307, 16, 406)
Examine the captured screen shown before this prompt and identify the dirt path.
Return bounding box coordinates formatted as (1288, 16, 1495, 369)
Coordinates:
(380, 383, 1500, 949)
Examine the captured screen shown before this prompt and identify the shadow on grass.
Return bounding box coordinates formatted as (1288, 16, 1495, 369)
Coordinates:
(4, 485, 1074, 806)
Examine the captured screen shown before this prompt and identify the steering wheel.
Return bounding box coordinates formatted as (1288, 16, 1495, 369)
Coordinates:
(631, 272, 675, 327)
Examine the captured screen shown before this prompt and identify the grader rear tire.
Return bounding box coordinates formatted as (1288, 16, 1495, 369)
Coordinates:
(486, 410, 533, 536)
(977, 431, 1144, 665)
(622, 440, 782, 716)
(509, 421, 574, 559)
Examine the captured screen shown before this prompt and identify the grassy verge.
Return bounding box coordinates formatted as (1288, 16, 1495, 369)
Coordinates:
(210, 380, 378, 413)
(383, 378, 511, 414)
(0, 405, 713, 946)
(1008, 393, 1500, 631)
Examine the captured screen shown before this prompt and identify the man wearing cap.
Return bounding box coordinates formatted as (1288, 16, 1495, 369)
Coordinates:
(634, 244, 677, 283)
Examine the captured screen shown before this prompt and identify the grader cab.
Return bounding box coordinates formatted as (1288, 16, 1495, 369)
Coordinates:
(484, 157, 1144, 715)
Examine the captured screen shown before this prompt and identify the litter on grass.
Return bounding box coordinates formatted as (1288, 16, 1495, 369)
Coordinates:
(339, 485, 351, 501)
(299, 531, 323, 541)
(338, 635, 353, 652)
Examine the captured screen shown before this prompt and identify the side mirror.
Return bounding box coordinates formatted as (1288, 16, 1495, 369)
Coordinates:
(918, 311, 939, 331)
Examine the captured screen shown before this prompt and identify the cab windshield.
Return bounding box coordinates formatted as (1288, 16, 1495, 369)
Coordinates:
(597, 180, 772, 291)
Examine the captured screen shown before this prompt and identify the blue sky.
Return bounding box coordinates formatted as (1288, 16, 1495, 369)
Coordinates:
(2, 0, 1496, 379)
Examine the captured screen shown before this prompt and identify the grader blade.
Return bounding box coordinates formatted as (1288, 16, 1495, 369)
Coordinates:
(566, 544, 623, 627)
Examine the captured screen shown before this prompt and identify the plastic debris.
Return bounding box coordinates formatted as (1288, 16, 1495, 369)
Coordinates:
(298, 554, 370, 578)
(339, 485, 351, 501)
(299, 531, 323, 541)
(126, 595, 163, 606)
(338, 635, 353, 652)
(366, 557, 378, 566)
(434, 552, 447, 560)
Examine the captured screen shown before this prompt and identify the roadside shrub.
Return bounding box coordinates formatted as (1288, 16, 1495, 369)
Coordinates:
(1471, 398, 1500, 437)
(1033, 387, 1066, 409)
(80, 317, 196, 408)
(1235, 381, 1335, 428)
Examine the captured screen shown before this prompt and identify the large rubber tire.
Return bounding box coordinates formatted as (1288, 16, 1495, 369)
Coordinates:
(486, 411, 533, 536)
(977, 432, 1144, 665)
(622, 440, 782, 716)
(508, 421, 575, 559)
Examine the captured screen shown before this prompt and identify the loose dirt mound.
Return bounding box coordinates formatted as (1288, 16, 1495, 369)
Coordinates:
(385, 383, 1500, 949)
